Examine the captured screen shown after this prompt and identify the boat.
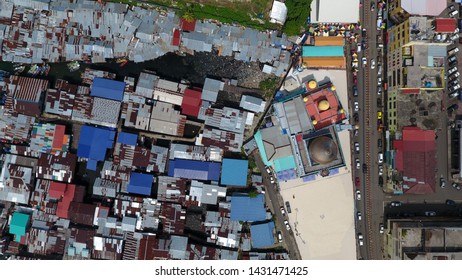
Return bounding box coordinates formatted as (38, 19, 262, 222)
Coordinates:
(44, 64, 50, 76)
(119, 60, 128, 67)
(0, 69, 10, 77)
(28, 64, 37, 75)
(116, 57, 128, 63)
(39, 64, 47, 75)
(33, 64, 41, 76)
(14, 65, 25, 74)
(67, 61, 80, 72)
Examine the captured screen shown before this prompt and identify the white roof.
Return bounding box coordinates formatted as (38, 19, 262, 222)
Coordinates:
(269, 1, 288, 24)
(311, 0, 360, 23)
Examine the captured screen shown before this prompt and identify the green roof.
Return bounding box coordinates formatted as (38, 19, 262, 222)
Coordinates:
(274, 155, 297, 172)
(10, 212, 29, 242)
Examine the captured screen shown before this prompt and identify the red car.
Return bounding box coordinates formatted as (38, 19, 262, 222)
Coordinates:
(355, 177, 360, 188)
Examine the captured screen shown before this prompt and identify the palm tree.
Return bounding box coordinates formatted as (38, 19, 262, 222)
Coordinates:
(182, 10, 195, 23)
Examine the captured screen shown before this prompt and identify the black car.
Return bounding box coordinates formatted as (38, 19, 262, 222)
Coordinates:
(362, 28, 367, 38)
(377, 98, 382, 108)
(362, 163, 367, 173)
(446, 199, 456, 206)
(353, 86, 358, 97)
(378, 176, 383, 186)
(448, 104, 459, 113)
(378, 139, 382, 149)
(361, 40, 367, 49)
(354, 113, 359, 123)
(285, 201, 292, 213)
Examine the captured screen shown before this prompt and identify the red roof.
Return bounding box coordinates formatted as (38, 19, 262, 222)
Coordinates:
(303, 84, 346, 130)
(180, 19, 196, 32)
(435, 18, 456, 33)
(56, 183, 77, 219)
(393, 127, 436, 194)
(181, 88, 202, 117)
(172, 29, 181, 46)
(51, 124, 66, 152)
(401, 88, 420, 95)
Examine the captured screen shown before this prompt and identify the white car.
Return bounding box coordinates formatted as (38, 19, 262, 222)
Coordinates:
(357, 211, 362, 221)
(371, 59, 376, 69)
(379, 224, 384, 234)
(378, 152, 383, 163)
(356, 190, 361, 200)
(378, 165, 383, 176)
(354, 101, 359, 112)
(440, 177, 446, 188)
(277, 231, 283, 243)
(450, 10, 459, 17)
(448, 66, 458, 75)
(284, 220, 291, 231)
(378, 77, 382, 86)
(356, 159, 361, 169)
(270, 176, 275, 184)
(354, 142, 360, 153)
(280, 206, 286, 216)
(450, 91, 460, 98)
(358, 233, 364, 246)
(362, 57, 367, 67)
(265, 166, 273, 176)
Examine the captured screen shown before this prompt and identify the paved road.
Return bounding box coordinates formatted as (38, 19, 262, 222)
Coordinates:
(352, 0, 385, 260)
(254, 153, 302, 260)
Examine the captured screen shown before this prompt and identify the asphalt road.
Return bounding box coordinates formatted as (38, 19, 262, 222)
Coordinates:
(254, 153, 302, 260)
(352, 0, 386, 260)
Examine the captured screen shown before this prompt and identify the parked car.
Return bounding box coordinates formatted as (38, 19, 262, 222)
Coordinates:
(446, 199, 456, 206)
(285, 201, 292, 213)
(448, 4, 455, 11)
(448, 66, 458, 75)
(450, 84, 461, 92)
(379, 224, 384, 234)
(362, 163, 367, 173)
(357, 211, 362, 221)
(371, 59, 376, 69)
(378, 139, 383, 149)
(265, 166, 273, 176)
(354, 113, 359, 123)
(356, 190, 361, 200)
(277, 231, 283, 243)
(450, 10, 459, 17)
(362, 57, 367, 67)
(452, 182, 461, 190)
(378, 77, 382, 86)
(378, 65, 382, 76)
(440, 177, 446, 188)
(353, 85, 358, 97)
(361, 40, 367, 49)
(451, 33, 460, 41)
(354, 129, 359, 136)
(378, 165, 383, 176)
(448, 104, 459, 113)
(358, 233, 364, 246)
(448, 47, 459, 56)
(378, 152, 384, 163)
(270, 176, 275, 184)
(370, 2, 375, 11)
(356, 158, 361, 169)
(449, 91, 460, 98)
(377, 111, 382, 120)
(354, 101, 359, 112)
(390, 201, 402, 207)
(449, 79, 460, 87)
(284, 220, 291, 231)
(377, 98, 382, 108)
(449, 71, 460, 79)
(378, 176, 384, 187)
(448, 55, 457, 63)
(280, 206, 286, 216)
(355, 177, 360, 188)
(362, 28, 367, 38)
(355, 142, 360, 153)
(425, 211, 436, 217)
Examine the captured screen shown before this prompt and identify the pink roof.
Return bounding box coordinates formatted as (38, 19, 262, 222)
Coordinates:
(401, 0, 446, 16)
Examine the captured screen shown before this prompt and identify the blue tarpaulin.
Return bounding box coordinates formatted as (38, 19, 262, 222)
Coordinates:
(117, 132, 137, 145)
(250, 222, 275, 248)
(127, 172, 153, 195)
(230, 194, 266, 221)
(77, 125, 115, 170)
(221, 159, 248, 186)
(168, 159, 221, 181)
(91, 77, 125, 101)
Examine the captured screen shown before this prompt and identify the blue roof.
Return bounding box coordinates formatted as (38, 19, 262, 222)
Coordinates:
(168, 159, 221, 181)
(250, 222, 275, 248)
(230, 194, 266, 221)
(10, 212, 29, 242)
(221, 159, 248, 186)
(91, 77, 125, 101)
(302, 46, 344, 57)
(127, 172, 153, 195)
(77, 125, 115, 170)
(117, 132, 137, 145)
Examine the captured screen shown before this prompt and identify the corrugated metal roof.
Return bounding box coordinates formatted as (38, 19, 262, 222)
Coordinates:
(230, 194, 266, 221)
(250, 222, 275, 248)
(221, 159, 248, 186)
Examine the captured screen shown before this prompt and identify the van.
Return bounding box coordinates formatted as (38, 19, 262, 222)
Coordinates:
(450, 10, 459, 17)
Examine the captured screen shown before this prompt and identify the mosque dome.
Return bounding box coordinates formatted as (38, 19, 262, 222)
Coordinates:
(309, 136, 338, 164)
(318, 100, 330, 111)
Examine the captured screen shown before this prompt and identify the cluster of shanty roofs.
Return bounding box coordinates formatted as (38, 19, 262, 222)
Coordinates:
(0, 57, 286, 259)
(0, 0, 290, 76)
